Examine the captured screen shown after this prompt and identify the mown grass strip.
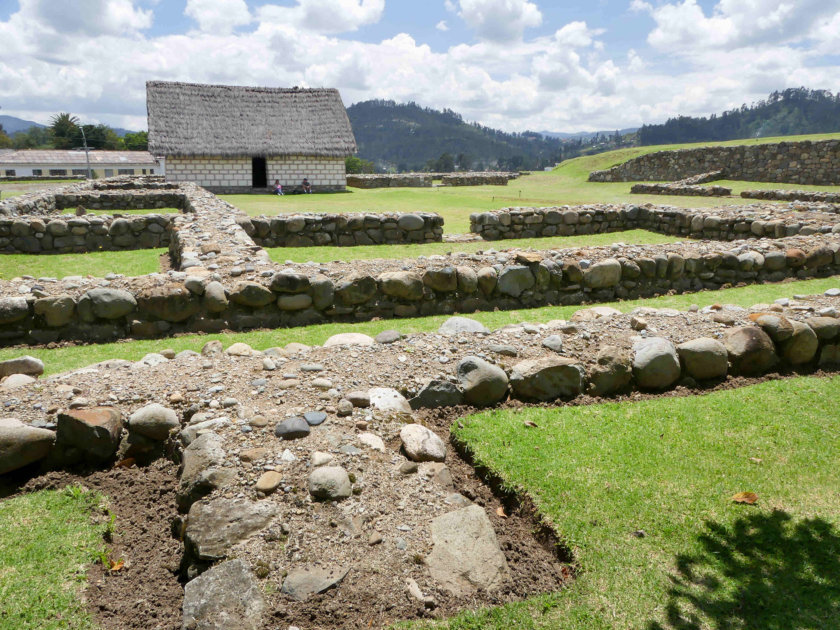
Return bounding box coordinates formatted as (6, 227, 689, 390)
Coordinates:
(408, 374, 840, 629)
(267, 229, 681, 263)
(0, 487, 107, 630)
(0, 248, 165, 280)
(2, 275, 839, 376)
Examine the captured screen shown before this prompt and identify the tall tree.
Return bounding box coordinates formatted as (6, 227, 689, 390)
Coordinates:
(123, 131, 149, 151)
(50, 112, 80, 149)
(0, 122, 11, 149)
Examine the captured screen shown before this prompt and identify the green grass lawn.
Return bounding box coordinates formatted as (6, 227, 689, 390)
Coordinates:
(221, 132, 840, 234)
(433, 374, 840, 629)
(267, 229, 680, 263)
(0, 487, 107, 629)
(60, 207, 181, 216)
(0, 248, 165, 280)
(4, 274, 838, 377)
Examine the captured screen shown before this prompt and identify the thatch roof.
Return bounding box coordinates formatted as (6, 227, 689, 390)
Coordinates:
(146, 81, 357, 158)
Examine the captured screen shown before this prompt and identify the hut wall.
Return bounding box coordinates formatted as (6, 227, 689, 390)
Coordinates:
(166, 156, 252, 192)
(268, 156, 346, 192)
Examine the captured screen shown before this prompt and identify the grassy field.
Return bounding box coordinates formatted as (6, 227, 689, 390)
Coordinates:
(220, 132, 840, 234)
(429, 375, 840, 629)
(0, 248, 164, 280)
(3, 274, 838, 377)
(267, 229, 680, 263)
(0, 487, 107, 629)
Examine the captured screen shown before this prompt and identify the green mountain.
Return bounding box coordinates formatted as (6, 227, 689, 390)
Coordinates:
(346, 100, 564, 172)
(638, 88, 840, 145)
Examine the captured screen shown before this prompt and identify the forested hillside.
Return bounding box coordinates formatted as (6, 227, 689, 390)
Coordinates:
(638, 88, 840, 145)
(347, 100, 564, 172)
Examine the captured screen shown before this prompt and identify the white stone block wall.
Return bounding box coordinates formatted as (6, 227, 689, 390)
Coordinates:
(166, 156, 252, 188)
(268, 155, 346, 189)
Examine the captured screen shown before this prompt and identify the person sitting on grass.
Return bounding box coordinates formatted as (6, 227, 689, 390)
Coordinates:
(273, 179, 283, 195)
(302, 177, 312, 194)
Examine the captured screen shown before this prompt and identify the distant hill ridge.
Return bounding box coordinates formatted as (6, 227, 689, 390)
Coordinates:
(0, 114, 134, 138)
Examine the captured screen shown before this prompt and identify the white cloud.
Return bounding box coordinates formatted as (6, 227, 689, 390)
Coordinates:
(436, 20, 449, 31)
(257, 0, 385, 34)
(185, 0, 251, 34)
(17, 0, 152, 35)
(456, 0, 542, 42)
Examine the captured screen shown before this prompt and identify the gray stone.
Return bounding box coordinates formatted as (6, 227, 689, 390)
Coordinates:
(177, 432, 235, 512)
(497, 266, 534, 297)
(676, 338, 729, 380)
(724, 327, 779, 375)
(182, 559, 266, 630)
(488, 344, 518, 357)
(57, 408, 122, 461)
(456, 266, 478, 293)
(438, 316, 489, 335)
(0, 355, 44, 378)
(335, 274, 377, 305)
(277, 293, 312, 311)
(270, 271, 310, 293)
(541, 335, 563, 353)
(632, 337, 681, 390)
(323, 333, 374, 347)
(583, 258, 621, 288)
(410, 380, 464, 409)
(226, 342, 255, 356)
(274, 417, 310, 440)
(510, 357, 585, 401)
(588, 346, 632, 396)
(0, 417, 56, 475)
(201, 340, 223, 357)
(303, 411, 327, 426)
(229, 282, 274, 308)
(805, 317, 840, 341)
(129, 403, 179, 441)
(457, 356, 508, 406)
(397, 213, 425, 231)
(476, 267, 497, 295)
(368, 387, 411, 413)
(185, 498, 277, 562)
(1, 374, 35, 389)
(400, 424, 446, 462)
(780, 321, 819, 365)
(86, 288, 136, 319)
(346, 391, 370, 408)
(423, 267, 458, 292)
(426, 505, 510, 596)
(203, 281, 228, 313)
(281, 566, 349, 602)
(34, 295, 75, 327)
(0, 297, 29, 324)
(819, 344, 840, 366)
(755, 314, 794, 342)
(378, 271, 424, 301)
(308, 466, 352, 501)
(375, 330, 402, 344)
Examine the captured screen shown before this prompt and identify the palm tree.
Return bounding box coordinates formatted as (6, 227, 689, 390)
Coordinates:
(50, 112, 80, 149)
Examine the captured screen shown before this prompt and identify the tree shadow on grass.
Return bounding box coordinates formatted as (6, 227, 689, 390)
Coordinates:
(649, 510, 840, 630)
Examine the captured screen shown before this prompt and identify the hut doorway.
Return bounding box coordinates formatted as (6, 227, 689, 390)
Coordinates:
(252, 157, 267, 189)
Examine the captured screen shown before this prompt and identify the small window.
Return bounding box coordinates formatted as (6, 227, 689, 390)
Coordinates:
(117, 168, 135, 175)
(4, 170, 15, 177)
(32, 169, 42, 176)
(104, 169, 114, 177)
(71, 169, 87, 176)
(150, 169, 154, 174)
(49, 169, 68, 176)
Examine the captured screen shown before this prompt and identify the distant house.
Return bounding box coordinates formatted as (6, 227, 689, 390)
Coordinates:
(146, 81, 357, 193)
(0, 150, 161, 178)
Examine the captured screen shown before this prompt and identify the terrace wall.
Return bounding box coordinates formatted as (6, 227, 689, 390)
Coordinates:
(588, 140, 840, 185)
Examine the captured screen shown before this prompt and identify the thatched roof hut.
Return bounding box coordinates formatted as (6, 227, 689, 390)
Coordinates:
(146, 81, 356, 158)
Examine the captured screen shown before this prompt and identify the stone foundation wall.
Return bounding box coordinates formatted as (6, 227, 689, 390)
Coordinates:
(741, 189, 840, 203)
(630, 182, 733, 197)
(0, 214, 173, 253)
(239, 212, 444, 247)
(441, 173, 514, 186)
(470, 204, 840, 241)
(589, 140, 840, 185)
(0, 188, 188, 216)
(346, 174, 433, 188)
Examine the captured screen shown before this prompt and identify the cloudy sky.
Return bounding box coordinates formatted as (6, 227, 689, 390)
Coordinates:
(1, 0, 839, 133)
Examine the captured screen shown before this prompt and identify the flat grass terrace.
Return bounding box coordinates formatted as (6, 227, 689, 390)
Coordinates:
(2, 135, 840, 630)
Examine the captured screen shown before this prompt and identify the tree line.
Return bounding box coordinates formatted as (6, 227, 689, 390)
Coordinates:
(0, 112, 148, 151)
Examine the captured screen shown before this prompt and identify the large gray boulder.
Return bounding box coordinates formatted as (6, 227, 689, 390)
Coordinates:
(632, 337, 681, 390)
(587, 346, 632, 396)
(56, 408, 123, 462)
(438, 316, 489, 335)
(34, 295, 75, 327)
(397, 213, 425, 231)
(86, 288, 136, 319)
(0, 297, 29, 324)
(724, 327, 779, 375)
(0, 355, 44, 378)
(409, 380, 464, 409)
(676, 338, 728, 380)
(203, 281, 229, 313)
(400, 424, 446, 462)
(0, 418, 55, 475)
(426, 505, 510, 596)
(805, 316, 840, 341)
(228, 281, 275, 308)
(183, 559, 266, 630)
(754, 314, 794, 342)
(780, 321, 819, 365)
(323, 332, 375, 347)
(509, 357, 585, 401)
(308, 466, 352, 501)
(281, 566, 349, 602)
(185, 498, 277, 562)
(177, 432, 235, 512)
(368, 387, 412, 413)
(128, 403, 179, 441)
(497, 265, 534, 297)
(457, 356, 508, 406)
(378, 271, 424, 301)
(583, 258, 621, 289)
